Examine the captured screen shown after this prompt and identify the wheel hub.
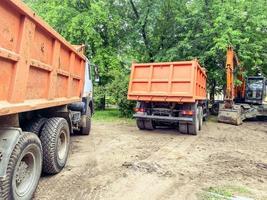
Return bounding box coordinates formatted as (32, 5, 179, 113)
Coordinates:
(57, 130, 67, 160)
(16, 161, 29, 184)
(15, 152, 35, 196)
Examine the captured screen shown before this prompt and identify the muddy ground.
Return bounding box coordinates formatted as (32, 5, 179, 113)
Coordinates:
(34, 119, 267, 200)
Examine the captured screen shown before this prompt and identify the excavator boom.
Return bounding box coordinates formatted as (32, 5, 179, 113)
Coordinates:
(225, 46, 235, 102)
(218, 46, 244, 125)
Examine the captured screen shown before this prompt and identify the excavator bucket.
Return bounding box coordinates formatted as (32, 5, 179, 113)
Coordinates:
(218, 103, 243, 125)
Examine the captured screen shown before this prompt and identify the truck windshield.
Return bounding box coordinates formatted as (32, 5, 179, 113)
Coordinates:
(246, 79, 263, 100)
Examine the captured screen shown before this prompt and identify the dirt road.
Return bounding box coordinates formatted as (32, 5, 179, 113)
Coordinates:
(34, 119, 267, 200)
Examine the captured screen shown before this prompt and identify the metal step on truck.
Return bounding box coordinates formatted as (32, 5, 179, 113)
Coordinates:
(0, 1, 93, 199)
(127, 60, 208, 135)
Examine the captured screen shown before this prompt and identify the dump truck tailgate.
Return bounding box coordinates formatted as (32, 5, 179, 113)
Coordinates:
(127, 61, 207, 103)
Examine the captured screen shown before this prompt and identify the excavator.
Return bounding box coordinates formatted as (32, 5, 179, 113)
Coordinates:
(218, 46, 267, 125)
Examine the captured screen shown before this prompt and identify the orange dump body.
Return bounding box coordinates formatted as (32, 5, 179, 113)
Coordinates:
(128, 60, 207, 103)
(0, 0, 86, 116)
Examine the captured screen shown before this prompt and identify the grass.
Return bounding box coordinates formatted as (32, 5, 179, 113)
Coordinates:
(198, 185, 253, 200)
(92, 109, 218, 125)
(92, 109, 135, 124)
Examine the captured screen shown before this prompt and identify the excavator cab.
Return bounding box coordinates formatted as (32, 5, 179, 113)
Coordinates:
(245, 77, 266, 104)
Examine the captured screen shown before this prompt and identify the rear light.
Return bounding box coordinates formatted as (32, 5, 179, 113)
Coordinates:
(134, 108, 145, 113)
(181, 110, 194, 116)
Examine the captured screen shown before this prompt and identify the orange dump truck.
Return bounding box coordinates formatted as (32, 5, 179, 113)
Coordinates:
(128, 60, 208, 135)
(0, 1, 94, 199)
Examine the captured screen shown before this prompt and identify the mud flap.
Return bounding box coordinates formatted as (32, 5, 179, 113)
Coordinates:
(0, 128, 22, 178)
(218, 104, 243, 125)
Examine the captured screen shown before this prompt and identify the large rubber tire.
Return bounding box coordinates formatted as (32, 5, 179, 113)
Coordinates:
(136, 119, 145, 130)
(210, 102, 219, 116)
(256, 116, 267, 121)
(144, 119, 154, 130)
(178, 122, 188, 134)
(40, 118, 70, 174)
(0, 132, 42, 200)
(188, 108, 199, 135)
(198, 107, 203, 131)
(80, 107, 91, 135)
(24, 118, 47, 136)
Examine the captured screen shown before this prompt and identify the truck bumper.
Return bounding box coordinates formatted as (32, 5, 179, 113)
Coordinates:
(133, 113, 193, 122)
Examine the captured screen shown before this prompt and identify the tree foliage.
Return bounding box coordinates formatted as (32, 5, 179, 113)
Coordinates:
(24, 0, 267, 115)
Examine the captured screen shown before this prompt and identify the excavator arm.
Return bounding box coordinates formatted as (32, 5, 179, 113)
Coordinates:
(224, 46, 245, 106)
(218, 46, 244, 125)
(225, 46, 235, 102)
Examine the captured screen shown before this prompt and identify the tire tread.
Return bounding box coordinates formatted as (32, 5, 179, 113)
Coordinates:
(136, 119, 145, 130)
(40, 118, 69, 174)
(24, 118, 47, 136)
(0, 132, 42, 200)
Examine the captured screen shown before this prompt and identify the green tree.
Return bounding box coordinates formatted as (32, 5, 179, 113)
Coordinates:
(25, 0, 267, 115)
(25, 0, 128, 110)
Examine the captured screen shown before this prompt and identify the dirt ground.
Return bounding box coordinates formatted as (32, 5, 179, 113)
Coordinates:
(34, 119, 267, 200)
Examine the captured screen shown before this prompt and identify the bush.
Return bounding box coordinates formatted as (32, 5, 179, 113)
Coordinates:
(93, 85, 106, 110)
(94, 85, 118, 110)
(108, 72, 136, 117)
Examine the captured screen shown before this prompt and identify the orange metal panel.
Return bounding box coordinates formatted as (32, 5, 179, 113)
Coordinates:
(67, 52, 75, 97)
(128, 61, 207, 103)
(0, 59, 13, 101)
(0, 0, 86, 116)
(0, 2, 21, 52)
(9, 16, 36, 103)
(6, 0, 86, 60)
(31, 26, 53, 65)
(26, 67, 50, 100)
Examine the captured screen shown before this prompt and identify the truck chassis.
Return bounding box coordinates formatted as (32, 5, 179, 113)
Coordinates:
(0, 97, 93, 199)
(134, 100, 208, 135)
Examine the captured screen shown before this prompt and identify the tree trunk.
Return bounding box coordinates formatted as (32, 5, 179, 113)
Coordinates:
(99, 95, 106, 110)
(210, 79, 216, 103)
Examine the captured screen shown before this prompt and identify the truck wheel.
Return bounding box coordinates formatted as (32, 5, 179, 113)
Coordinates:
(80, 107, 91, 135)
(40, 118, 70, 174)
(211, 102, 219, 116)
(24, 118, 47, 136)
(144, 119, 154, 130)
(198, 107, 203, 130)
(136, 119, 145, 130)
(188, 109, 199, 135)
(203, 113, 208, 121)
(0, 132, 42, 200)
(179, 122, 188, 134)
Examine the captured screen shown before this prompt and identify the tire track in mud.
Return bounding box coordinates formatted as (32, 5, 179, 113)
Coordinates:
(81, 128, 181, 200)
(100, 129, 202, 200)
(34, 121, 267, 200)
(76, 128, 186, 200)
(151, 121, 267, 200)
(34, 124, 178, 199)
(34, 125, 132, 199)
(35, 123, 209, 200)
